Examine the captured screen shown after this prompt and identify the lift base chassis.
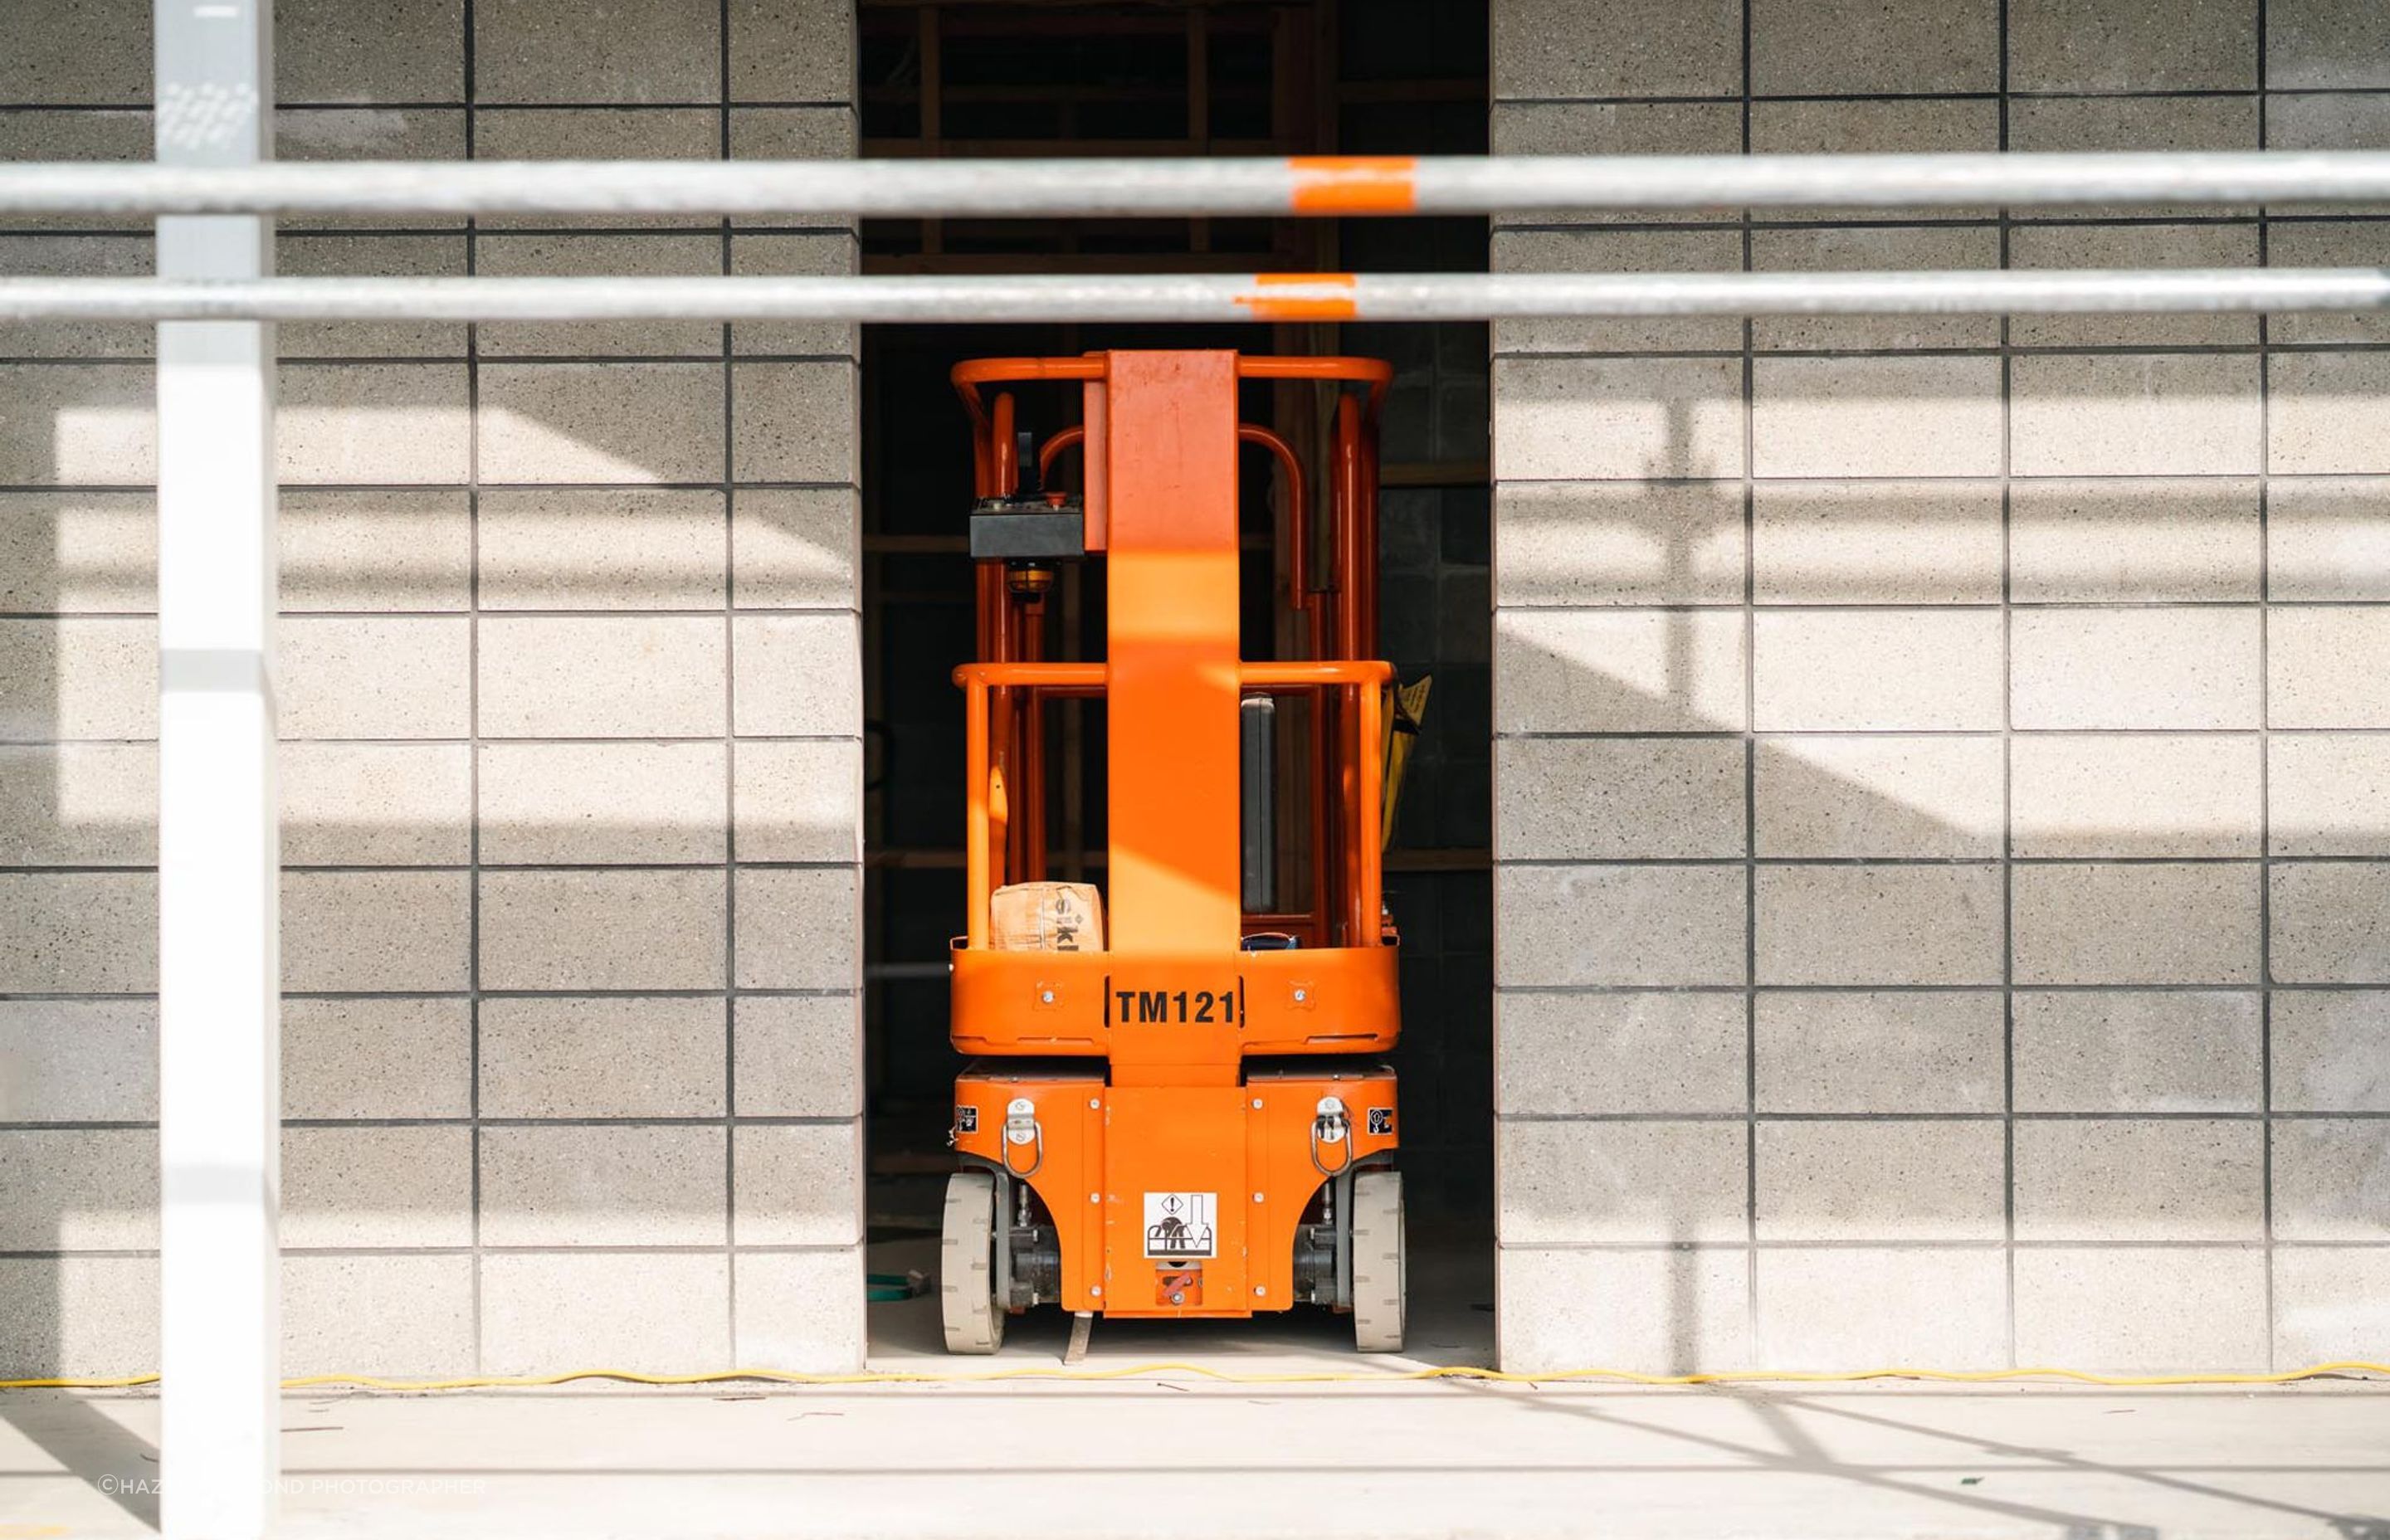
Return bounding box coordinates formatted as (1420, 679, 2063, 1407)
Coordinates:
(953, 1065, 1395, 1318)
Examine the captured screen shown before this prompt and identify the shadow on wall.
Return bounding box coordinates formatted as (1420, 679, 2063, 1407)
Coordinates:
(1489, 359, 2390, 1380)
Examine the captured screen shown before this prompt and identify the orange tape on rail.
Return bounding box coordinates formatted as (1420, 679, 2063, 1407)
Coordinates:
(1288, 155, 1419, 214)
(1235, 272, 1359, 322)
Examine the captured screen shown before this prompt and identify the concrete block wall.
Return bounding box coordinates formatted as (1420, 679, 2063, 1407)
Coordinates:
(1, 0, 866, 1376)
(1493, 0, 2390, 1372)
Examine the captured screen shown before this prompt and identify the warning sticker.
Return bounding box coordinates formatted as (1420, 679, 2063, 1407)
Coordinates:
(1143, 1192, 1217, 1260)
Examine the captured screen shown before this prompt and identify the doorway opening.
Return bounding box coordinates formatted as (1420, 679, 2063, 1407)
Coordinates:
(855, 0, 1490, 1358)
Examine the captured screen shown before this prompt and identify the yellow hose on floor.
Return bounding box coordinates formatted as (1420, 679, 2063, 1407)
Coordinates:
(5, 1361, 2387, 1392)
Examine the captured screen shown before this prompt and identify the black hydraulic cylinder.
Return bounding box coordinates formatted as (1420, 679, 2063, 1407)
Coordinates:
(1241, 695, 1275, 915)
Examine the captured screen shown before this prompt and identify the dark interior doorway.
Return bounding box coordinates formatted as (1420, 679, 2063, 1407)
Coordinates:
(856, 0, 1490, 1350)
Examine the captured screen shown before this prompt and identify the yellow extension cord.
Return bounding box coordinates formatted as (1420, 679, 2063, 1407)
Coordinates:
(5, 1361, 2387, 1393)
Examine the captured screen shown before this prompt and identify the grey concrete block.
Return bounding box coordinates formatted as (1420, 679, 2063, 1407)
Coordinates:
(479, 868, 727, 992)
(0, 1000, 155, 1122)
(1495, 865, 1747, 987)
(277, 363, 472, 485)
(281, 742, 472, 865)
(1757, 865, 2003, 987)
(2009, 478, 2261, 602)
(730, 234, 860, 360)
(2011, 607, 2261, 730)
(480, 1125, 726, 1248)
(734, 865, 860, 992)
(1754, 736, 2003, 859)
(1495, 1245, 1751, 1374)
(1752, 356, 2003, 479)
(282, 1125, 473, 1249)
(1756, 1119, 2005, 1241)
(731, 361, 860, 485)
(1495, 609, 1746, 734)
(478, 363, 725, 485)
(1753, 611, 2003, 732)
(476, 234, 724, 359)
(734, 1249, 866, 1373)
(2270, 225, 2390, 344)
(1756, 1247, 2007, 1368)
(2011, 353, 2263, 476)
(280, 489, 473, 612)
(2012, 862, 2261, 986)
(1494, 481, 1744, 607)
(279, 616, 472, 740)
(733, 613, 862, 737)
(726, 0, 852, 103)
(0, 236, 152, 358)
(0, 1255, 158, 1378)
(1490, 0, 1743, 98)
(734, 738, 861, 865)
(1753, 481, 2003, 605)
(2268, 477, 2390, 599)
(1750, 226, 2001, 352)
(0, 743, 154, 866)
(282, 997, 471, 1120)
(283, 870, 470, 993)
(1495, 737, 1744, 861)
(2269, 0, 2390, 89)
(480, 996, 726, 1118)
(2270, 862, 2390, 984)
(2014, 1118, 2265, 1240)
(479, 741, 727, 865)
(0, 1128, 155, 1250)
(2273, 1247, 2390, 1365)
(277, 0, 463, 104)
(0, 364, 154, 485)
(2010, 223, 2260, 347)
(0, 0, 150, 103)
(2010, 733, 2262, 858)
(1493, 357, 1745, 481)
(0, 631, 145, 755)
(473, 109, 719, 230)
(734, 1122, 863, 1246)
(2270, 353, 2390, 475)
(733, 487, 858, 609)
(733, 995, 862, 1118)
(1492, 229, 1745, 354)
(1496, 1119, 1746, 1245)
(1754, 990, 2002, 1114)
(474, 0, 719, 104)
(2007, 96, 2261, 217)
(2270, 607, 2390, 728)
(2271, 734, 2390, 856)
(2012, 991, 2261, 1113)
(1495, 991, 1746, 1117)
(2273, 1120, 2390, 1240)
(0, 872, 154, 995)
(1749, 99, 2002, 220)
(2272, 991, 2390, 1112)
(729, 105, 857, 160)
(300, 233, 479, 350)
(478, 616, 727, 739)
(2009, 0, 2259, 91)
(1749, 0, 1997, 95)
(277, 109, 467, 233)
(2013, 1246, 2268, 1372)
(283, 1254, 475, 1379)
(0, 110, 151, 236)
(480, 1252, 729, 1375)
(0, 492, 152, 614)
(1492, 101, 1743, 227)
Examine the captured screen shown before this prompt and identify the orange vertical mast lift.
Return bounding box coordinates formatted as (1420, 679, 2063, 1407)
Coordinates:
(940, 351, 1407, 1353)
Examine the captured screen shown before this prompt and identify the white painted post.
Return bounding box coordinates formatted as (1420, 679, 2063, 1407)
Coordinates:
(154, 0, 278, 1535)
